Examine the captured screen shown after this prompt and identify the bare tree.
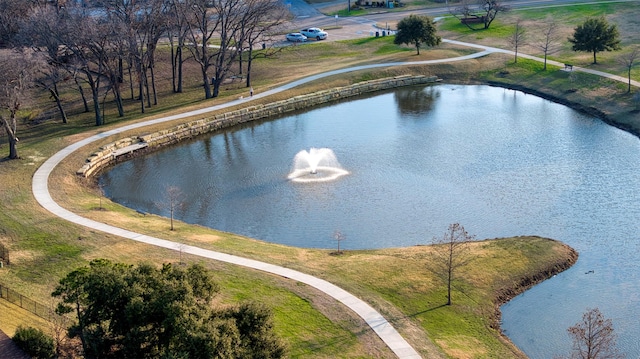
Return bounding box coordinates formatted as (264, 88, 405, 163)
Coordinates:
(157, 186, 185, 231)
(333, 230, 346, 255)
(99, 0, 169, 112)
(450, 0, 509, 30)
(0, 0, 34, 47)
(183, 0, 287, 98)
(176, 243, 187, 264)
(167, 0, 193, 93)
(182, 0, 219, 99)
(508, 19, 526, 63)
(480, 0, 509, 30)
(48, 300, 74, 359)
(17, 6, 70, 123)
(449, 0, 474, 23)
(0, 49, 34, 159)
(50, 5, 119, 126)
(235, 0, 290, 87)
(535, 20, 561, 71)
(430, 223, 475, 306)
(617, 47, 639, 93)
(181, 0, 236, 99)
(567, 308, 624, 359)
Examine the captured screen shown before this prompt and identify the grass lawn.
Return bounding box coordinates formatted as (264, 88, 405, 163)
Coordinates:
(1, 1, 638, 357)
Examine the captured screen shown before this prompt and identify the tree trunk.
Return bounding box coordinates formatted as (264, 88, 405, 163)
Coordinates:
(145, 69, 151, 109)
(88, 76, 103, 126)
(112, 82, 124, 117)
(169, 30, 177, 93)
(212, 80, 220, 98)
(118, 57, 124, 83)
(177, 47, 183, 93)
(138, 78, 145, 114)
(446, 255, 453, 305)
(75, 76, 90, 113)
(128, 58, 134, 100)
(150, 64, 157, 106)
(50, 83, 68, 124)
(593, 51, 597, 64)
(202, 70, 212, 99)
(2, 115, 19, 159)
(246, 56, 253, 88)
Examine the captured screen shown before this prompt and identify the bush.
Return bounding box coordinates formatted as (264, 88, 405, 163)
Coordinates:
(12, 326, 55, 359)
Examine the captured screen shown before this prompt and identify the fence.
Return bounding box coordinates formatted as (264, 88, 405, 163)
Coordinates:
(0, 284, 61, 323)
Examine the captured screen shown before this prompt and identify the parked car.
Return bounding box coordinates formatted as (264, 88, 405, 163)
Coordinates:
(286, 32, 307, 42)
(300, 28, 328, 40)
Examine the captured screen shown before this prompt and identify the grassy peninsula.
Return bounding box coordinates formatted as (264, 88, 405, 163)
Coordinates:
(1, 1, 637, 357)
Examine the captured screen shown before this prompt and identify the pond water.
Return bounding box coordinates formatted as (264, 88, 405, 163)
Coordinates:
(100, 84, 640, 358)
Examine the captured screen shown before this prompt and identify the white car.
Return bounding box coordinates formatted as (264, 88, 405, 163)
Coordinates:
(286, 32, 307, 42)
(300, 28, 328, 41)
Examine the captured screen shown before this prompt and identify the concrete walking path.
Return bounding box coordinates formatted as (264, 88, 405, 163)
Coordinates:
(32, 38, 637, 359)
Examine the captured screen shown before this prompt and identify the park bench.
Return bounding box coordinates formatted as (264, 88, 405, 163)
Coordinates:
(461, 16, 485, 24)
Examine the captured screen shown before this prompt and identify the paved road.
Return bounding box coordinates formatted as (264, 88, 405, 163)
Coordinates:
(31, 2, 638, 358)
(292, 0, 640, 26)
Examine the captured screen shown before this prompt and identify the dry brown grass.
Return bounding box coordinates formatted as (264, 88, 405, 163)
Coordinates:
(0, 301, 51, 338)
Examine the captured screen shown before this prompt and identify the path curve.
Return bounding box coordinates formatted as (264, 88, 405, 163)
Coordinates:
(32, 40, 638, 359)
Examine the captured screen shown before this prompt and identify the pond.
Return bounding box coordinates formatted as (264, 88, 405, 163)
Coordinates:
(100, 84, 640, 358)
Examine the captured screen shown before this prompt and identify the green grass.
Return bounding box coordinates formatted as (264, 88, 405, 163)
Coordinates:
(212, 267, 365, 357)
(437, 17, 514, 39)
(515, 2, 623, 21)
(0, 301, 52, 338)
(335, 8, 368, 17)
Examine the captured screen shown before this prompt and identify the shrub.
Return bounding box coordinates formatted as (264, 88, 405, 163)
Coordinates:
(12, 326, 55, 359)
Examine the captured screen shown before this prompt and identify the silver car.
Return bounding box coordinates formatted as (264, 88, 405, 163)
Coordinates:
(286, 32, 307, 42)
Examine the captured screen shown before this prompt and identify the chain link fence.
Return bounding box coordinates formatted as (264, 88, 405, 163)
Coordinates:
(0, 284, 61, 323)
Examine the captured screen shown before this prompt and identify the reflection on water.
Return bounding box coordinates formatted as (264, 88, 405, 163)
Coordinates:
(101, 85, 640, 358)
(393, 85, 439, 115)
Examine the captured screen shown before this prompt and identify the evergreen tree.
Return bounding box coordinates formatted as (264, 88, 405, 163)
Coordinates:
(568, 17, 621, 64)
(394, 15, 441, 55)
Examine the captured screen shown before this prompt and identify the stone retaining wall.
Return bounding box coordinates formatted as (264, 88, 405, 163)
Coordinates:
(78, 75, 440, 177)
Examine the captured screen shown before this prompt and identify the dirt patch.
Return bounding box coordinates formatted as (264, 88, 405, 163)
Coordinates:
(188, 234, 224, 243)
(436, 336, 486, 359)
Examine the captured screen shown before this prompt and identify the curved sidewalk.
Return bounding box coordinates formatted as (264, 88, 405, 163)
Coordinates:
(32, 40, 637, 359)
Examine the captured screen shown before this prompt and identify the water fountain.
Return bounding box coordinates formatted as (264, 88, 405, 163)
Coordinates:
(287, 148, 349, 183)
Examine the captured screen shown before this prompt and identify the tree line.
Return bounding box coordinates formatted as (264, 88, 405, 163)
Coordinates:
(0, 0, 290, 159)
